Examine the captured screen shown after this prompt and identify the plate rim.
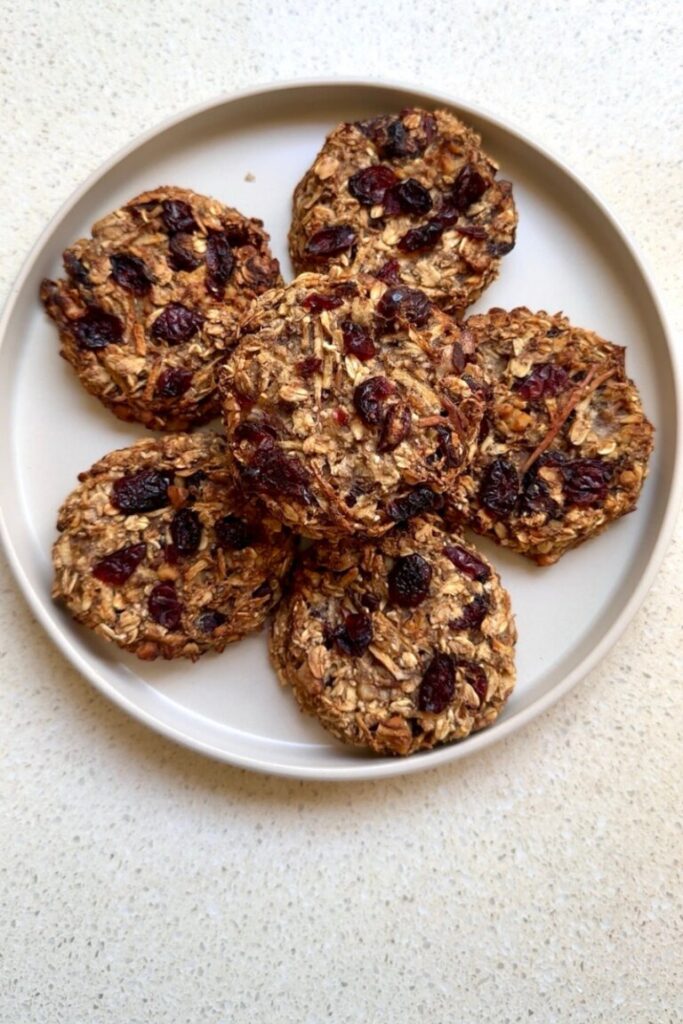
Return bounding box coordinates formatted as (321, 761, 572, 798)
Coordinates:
(1, 75, 680, 781)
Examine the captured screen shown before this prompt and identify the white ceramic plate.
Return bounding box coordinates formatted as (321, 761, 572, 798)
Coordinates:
(1, 81, 680, 780)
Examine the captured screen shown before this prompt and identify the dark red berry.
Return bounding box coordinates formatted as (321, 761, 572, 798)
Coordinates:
(72, 306, 123, 350)
(374, 258, 401, 285)
(161, 198, 198, 234)
(348, 165, 398, 205)
(241, 447, 313, 505)
(92, 542, 146, 585)
(63, 251, 90, 284)
(515, 363, 570, 402)
(148, 581, 183, 630)
(519, 471, 558, 518)
(387, 486, 441, 522)
(342, 320, 376, 361)
(151, 303, 204, 344)
(434, 424, 460, 467)
(154, 367, 193, 398)
(234, 418, 279, 448)
(391, 178, 433, 215)
(562, 458, 611, 506)
(443, 544, 491, 582)
(335, 407, 349, 426)
(376, 286, 431, 327)
(458, 660, 488, 703)
(450, 595, 489, 631)
(305, 225, 357, 259)
(302, 292, 344, 313)
(333, 612, 373, 657)
(297, 356, 323, 378)
(451, 164, 488, 211)
(418, 653, 455, 713)
(488, 239, 515, 257)
(196, 609, 226, 633)
(388, 553, 432, 608)
(170, 508, 202, 556)
(377, 402, 411, 452)
(479, 457, 519, 517)
(215, 515, 257, 550)
(360, 592, 380, 611)
(454, 224, 487, 239)
(110, 253, 153, 295)
(168, 234, 202, 272)
(353, 376, 394, 425)
(112, 468, 173, 514)
(205, 232, 235, 299)
(397, 220, 443, 253)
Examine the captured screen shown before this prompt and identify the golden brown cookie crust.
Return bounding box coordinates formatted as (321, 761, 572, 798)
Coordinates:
(289, 108, 517, 316)
(53, 433, 294, 661)
(270, 516, 516, 756)
(40, 186, 282, 431)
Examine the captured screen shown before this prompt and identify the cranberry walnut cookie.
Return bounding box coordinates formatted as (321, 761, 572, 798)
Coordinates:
(219, 273, 487, 540)
(53, 433, 294, 661)
(270, 516, 516, 756)
(445, 307, 655, 565)
(40, 186, 282, 430)
(289, 108, 517, 317)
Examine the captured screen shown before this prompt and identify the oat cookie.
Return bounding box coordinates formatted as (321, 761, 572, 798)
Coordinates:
(53, 433, 294, 661)
(270, 516, 516, 756)
(40, 187, 282, 430)
(289, 108, 517, 316)
(446, 307, 655, 565)
(219, 273, 487, 540)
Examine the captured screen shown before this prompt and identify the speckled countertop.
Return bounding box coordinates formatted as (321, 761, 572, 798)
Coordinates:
(1, 2, 682, 1021)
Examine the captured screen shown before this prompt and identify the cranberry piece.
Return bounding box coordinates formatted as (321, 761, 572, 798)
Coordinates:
(170, 508, 202, 556)
(374, 259, 401, 285)
(297, 356, 322, 378)
(515, 363, 570, 402)
(92, 542, 146, 585)
(342, 320, 376, 361)
(302, 292, 343, 313)
(519, 471, 558, 518)
(305, 225, 357, 260)
(434, 424, 460, 467)
(392, 178, 433, 215)
(376, 286, 431, 327)
(347, 165, 398, 206)
(154, 367, 193, 398)
(167, 234, 202, 272)
(234, 418, 279, 447)
(353, 375, 394, 425)
(562, 458, 611, 506)
(148, 581, 183, 630)
(112, 468, 173, 514)
(397, 220, 443, 253)
(360, 592, 380, 611)
(241, 447, 313, 505)
(488, 239, 515, 257)
(63, 251, 90, 284)
(479, 457, 519, 517)
(196, 609, 226, 633)
(443, 544, 491, 582)
(161, 198, 198, 234)
(418, 653, 455, 713)
(450, 595, 489, 631)
(251, 581, 271, 599)
(205, 232, 235, 299)
(377, 402, 411, 452)
(333, 612, 373, 657)
(110, 253, 153, 295)
(458, 660, 488, 703)
(387, 486, 441, 522)
(151, 302, 204, 344)
(388, 553, 432, 608)
(451, 164, 488, 211)
(215, 515, 256, 550)
(72, 306, 123, 350)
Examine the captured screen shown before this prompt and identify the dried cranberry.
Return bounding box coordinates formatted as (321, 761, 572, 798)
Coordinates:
(92, 542, 146, 585)
(151, 303, 203, 344)
(360, 592, 380, 611)
(434, 424, 460, 467)
(196, 609, 226, 633)
(251, 581, 271, 599)
(335, 407, 349, 426)
(304, 225, 357, 260)
(302, 292, 343, 313)
(433, 199, 459, 229)
(458, 660, 488, 703)
(450, 596, 489, 631)
(488, 239, 515, 257)
(170, 508, 202, 556)
(562, 458, 611, 506)
(387, 486, 441, 522)
(161, 198, 198, 234)
(110, 253, 153, 295)
(377, 402, 411, 452)
(391, 178, 433, 215)
(112, 468, 173, 514)
(63, 251, 90, 284)
(515, 363, 570, 402)
(333, 612, 373, 657)
(479, 457, 519, 517)
(519, 471, 558, 518)
(376, 286, 431, 327)
(347, 165, 398, 205)
(234, 418, 279, 447)
(168, 234, 202, 272)
(451, 164, 488, 211)
(296, 356, 322, 378)
(418, 653, 455, 713)
(443, 545, 491, 581)
(342, 320, 376, 361)
(215, 515, 256, 550)
(374, 259, 401, 285)
(154, 367, 193, 398)
(72, 306, 123, 350)
(353, 376, 394, 425)
(241, 447, 313, 505)
(397, 220, 443, 253)
(388, 553, 432, 608)
(205, 232, 235, 299)
(148, 581, 183, 630)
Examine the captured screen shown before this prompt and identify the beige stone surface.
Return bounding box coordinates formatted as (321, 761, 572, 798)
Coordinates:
(0, 2, 681, 1021)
